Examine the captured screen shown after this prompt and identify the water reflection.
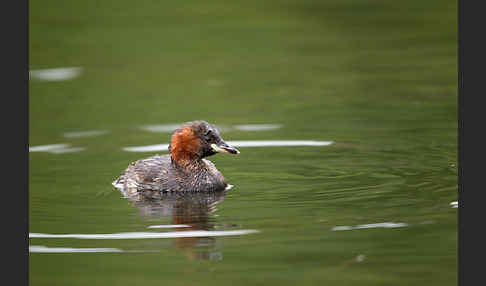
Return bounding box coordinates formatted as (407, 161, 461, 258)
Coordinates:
(131, 191, 228, 261)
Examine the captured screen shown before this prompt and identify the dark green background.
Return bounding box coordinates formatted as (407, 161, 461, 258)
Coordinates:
(30, 1, 457, 285)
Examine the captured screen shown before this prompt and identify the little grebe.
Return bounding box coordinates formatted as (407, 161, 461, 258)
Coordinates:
(114, 120, 239, 198)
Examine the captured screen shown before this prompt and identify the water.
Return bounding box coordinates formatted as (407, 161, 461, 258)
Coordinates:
(29, 0, 457, 285)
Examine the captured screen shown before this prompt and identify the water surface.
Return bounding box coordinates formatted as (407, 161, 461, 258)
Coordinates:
(29, 0, 457, 285)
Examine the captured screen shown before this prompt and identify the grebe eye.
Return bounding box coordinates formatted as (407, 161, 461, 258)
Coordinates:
(204, 130, 213, 141)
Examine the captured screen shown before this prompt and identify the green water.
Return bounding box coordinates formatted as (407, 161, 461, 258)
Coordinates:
(29, 0, 457, 285)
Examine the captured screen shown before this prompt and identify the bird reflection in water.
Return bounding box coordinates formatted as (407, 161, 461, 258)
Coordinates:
(130, 190, 228, 261)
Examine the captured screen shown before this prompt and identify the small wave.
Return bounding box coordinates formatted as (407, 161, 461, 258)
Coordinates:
(233, 124, 282, 131)
(147, 225, 190, 229)
(63, 130, 109, 138)
(29, 144, 85, 154)
(332, 222, 408, 231)
(139, 123, 281, 133)
(140, 124, 182, 133)
(29, 230, 260, 239)
(30, 67, 82, 82)
(29, 245, 123, 253)
(122, 140, 333, 152)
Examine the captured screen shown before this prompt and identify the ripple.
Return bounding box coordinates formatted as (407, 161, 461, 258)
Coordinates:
(147, 225, 190, 229)
(29, 144, 85, 154)
(233, 124, 282, 131)
(228, 140, 333, 147)
(30, 67, 82, 82)
(29, 245, 123, 253)
(140, 124, 182, 133)
(122, 140, 333, 152)
(29, 144, 70, 152)
(139, 123, 282, 133)
(29, 230, 260, 239)
(122, 144, 169, 152)
(331, 222, 408, 231)
(63, 130, 109, 138)
(48, 147, 86, 154)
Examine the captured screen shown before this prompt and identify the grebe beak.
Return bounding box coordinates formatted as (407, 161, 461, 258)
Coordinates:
(211, 142, 240, 154)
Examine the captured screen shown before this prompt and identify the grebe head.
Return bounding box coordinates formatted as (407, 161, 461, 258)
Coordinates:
(169, 120, 239, 164)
